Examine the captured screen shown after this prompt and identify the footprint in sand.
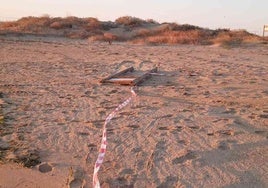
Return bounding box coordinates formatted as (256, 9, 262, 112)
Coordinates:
(158, 125, 183, 132)
(214, 140, 237, 150)
(216, 141, 230, 150)
(67, 167, 86, 188)
(157, 176, 179, 188)
(188, 125, 200, 130)
(38, 162, 53, 173)
(131, 147, 142, 153)
(254, 130, 268, 139)
(158, 126, 170, 131)
(172, 150, 197, 164)
(126, 124, 140, 129)
(259, 114, 268, 119)
(207, 129, 235, 136)
(88, 143, 96, 147)
(119, 168, 134, 176)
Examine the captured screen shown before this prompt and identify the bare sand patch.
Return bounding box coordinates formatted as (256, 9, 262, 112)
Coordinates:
(0, 36, 267, 187)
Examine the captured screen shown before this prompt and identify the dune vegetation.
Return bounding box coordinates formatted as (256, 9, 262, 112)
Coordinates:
(0, 16, 266, 45)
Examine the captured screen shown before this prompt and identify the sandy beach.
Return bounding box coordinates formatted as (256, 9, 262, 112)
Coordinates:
(0, 36, 267, 187)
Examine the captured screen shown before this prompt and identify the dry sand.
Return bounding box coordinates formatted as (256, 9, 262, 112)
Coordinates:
(0, 36, 267, 188)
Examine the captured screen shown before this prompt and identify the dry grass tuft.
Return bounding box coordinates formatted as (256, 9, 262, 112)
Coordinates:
(88, 32, 118, 44)
(103, 32, 117, 40)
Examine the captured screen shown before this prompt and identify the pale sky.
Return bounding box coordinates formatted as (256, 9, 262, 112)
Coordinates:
(0, 0, 267, 35)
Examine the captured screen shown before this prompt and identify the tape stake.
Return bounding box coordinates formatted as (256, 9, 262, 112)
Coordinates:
(92, 87, 136, 188)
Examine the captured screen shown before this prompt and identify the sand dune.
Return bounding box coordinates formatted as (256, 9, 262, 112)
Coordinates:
(0, 36, 267, 187)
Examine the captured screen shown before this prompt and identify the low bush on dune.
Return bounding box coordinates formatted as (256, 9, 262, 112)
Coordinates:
(115, 16, 146, 27)
(0, 16, 101, 34)
(136, 30, 203, 45)
(49, 21, 72, 30)
(0, 21, 18, 29)
(49, 17, 100, 30)
(211, 29, 262, 46)
(146, 19, 159, 24)
(163, 23, 202, 31)
(0, 16, 52, 33)
(101, 21, 118, 31)
(132, 23, 208, 45)
(17, 16, 51, 28)
(83, 17, 101, 31)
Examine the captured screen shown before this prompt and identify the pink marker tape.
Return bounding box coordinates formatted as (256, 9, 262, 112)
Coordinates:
(93, 88, 136, 188)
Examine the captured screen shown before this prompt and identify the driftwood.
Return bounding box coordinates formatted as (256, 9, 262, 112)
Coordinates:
(100, 67, 158, 86)
(131, 67, 157, 85)
(100, 67, 134, 83)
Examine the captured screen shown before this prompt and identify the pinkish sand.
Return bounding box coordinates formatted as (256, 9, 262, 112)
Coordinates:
(0, 36, 267, 188)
